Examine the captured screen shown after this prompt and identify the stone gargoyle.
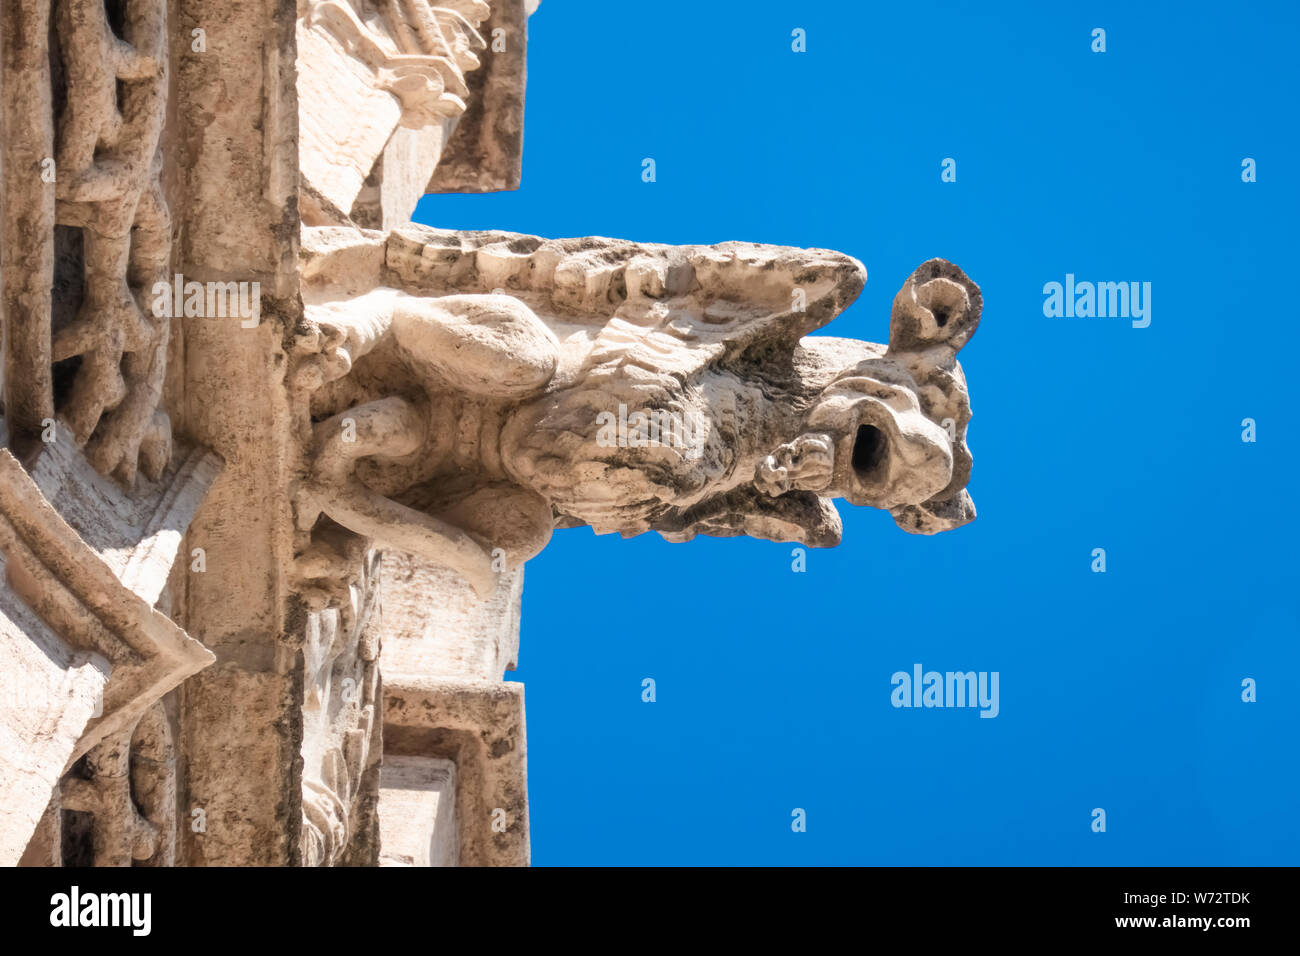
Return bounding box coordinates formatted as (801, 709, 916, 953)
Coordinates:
(292, 226, 980, 598)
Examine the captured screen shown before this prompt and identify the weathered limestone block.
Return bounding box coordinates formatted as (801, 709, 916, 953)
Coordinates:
(381, 553, 521, 680)
(292, 225, 980, 596)
(168, 0, 304, 867)
(375, 558, 524, 865)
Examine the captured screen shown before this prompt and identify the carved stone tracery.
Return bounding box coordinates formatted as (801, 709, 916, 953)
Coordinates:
(61, 700, 177, 867)
(52, 0, 173, 485)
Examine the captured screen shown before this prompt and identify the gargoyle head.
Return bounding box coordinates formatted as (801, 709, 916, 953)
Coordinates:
(755, 259, 981, 535)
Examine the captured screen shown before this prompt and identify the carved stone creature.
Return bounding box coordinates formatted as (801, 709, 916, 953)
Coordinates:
(294, 227, 980, 596)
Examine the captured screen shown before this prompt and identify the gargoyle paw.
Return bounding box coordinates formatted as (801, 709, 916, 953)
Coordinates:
(755, 433, 835, 496)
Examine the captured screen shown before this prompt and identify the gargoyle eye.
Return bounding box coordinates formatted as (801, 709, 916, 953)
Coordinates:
(851, 424, 888, 478)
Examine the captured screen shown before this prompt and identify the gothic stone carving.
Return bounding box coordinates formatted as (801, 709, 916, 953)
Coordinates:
(1, 0, 174, 480)
(1, 0, 173, 481)
(60, 699, 177, 866)
(0, 0, 223, 868)
(297, 0, 494, 226)
(292, 226, 980, 595)
(1, 0, 985, 869)
(299, 538, 383, 867)
(291, 0, 542, 868)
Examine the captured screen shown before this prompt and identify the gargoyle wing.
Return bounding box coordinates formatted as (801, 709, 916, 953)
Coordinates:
(383, 225, 868, 381)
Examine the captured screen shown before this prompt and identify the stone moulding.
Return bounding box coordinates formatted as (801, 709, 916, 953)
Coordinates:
(0, 559, 107, 867)
(383, 675, 528, 867)
(0, 422, 220, 864)
(0, 428, 219, 763)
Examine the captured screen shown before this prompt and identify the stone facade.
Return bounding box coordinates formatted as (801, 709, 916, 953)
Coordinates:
(0, 0, 979, 866)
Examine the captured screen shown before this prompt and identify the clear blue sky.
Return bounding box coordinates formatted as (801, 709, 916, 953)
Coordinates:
(415, 0, 1300, 865)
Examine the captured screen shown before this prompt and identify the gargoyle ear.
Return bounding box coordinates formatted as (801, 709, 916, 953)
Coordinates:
(888, 259, 982, 356)
(654, 488, 842, 548)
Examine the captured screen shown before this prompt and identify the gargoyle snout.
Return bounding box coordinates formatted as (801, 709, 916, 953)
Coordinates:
(805, 381, 954, 513)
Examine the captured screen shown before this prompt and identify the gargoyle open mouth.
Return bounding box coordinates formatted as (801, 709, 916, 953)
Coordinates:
(851, 423, 889, 481)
